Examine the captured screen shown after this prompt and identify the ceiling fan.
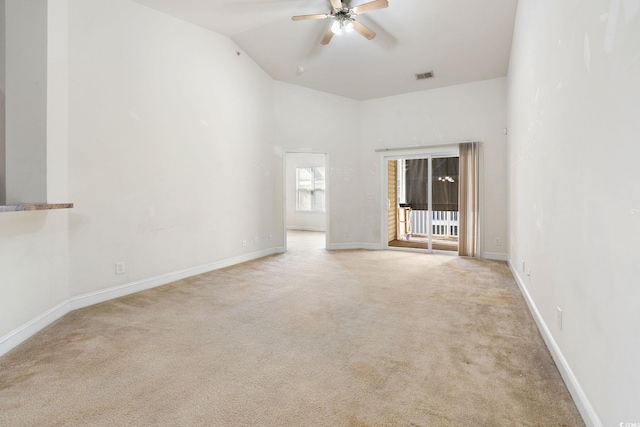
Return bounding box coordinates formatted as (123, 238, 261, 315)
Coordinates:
(292, 0, 389, 45)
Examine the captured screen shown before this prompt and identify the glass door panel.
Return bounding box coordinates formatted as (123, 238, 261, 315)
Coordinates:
(387, 156, 432, 252)
(431, 156, 459, 252)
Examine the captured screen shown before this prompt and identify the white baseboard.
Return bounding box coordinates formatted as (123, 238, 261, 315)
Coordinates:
(506, 257, 602, 427)
(0, 247, 284, 358)
(482, 251, 508, 261)
(327, 242, 382, 251)
(70, 247, 284, 311)
(0, 300, 70, 358)
(360, 243, 382, 250)
(286, 226, 326, 232)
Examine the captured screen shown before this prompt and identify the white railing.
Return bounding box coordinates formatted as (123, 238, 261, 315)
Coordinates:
(411, 210, 458, 237)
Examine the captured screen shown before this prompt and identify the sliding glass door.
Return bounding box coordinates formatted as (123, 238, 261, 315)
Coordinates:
(385, 153, 459, 253)
(430, 156, 459, 251)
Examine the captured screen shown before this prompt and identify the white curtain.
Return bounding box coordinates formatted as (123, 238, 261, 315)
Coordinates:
(458, 142, 479, 257)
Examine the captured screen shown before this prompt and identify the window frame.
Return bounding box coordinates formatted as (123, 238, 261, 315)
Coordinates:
(295, 166, 326, 213)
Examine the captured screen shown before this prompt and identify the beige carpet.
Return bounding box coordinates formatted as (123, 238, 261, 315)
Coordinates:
(0, 231, 583, 426)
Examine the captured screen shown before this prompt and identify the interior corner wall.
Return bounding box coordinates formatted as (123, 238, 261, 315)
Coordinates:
(67, 0, 277, 298)
(359, 77, 509, 256)
(285, 153, 326, 232)
(507, 0, 640, 425)
(274, 81, 361, 245)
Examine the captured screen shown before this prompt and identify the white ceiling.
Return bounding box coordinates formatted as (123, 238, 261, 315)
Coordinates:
(131, 0, 518, 100)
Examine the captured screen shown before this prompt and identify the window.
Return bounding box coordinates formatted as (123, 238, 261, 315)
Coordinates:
(296, 167, 325, 212)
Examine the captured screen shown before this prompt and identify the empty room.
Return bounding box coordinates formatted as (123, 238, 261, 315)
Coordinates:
(0, 0, 638, 426)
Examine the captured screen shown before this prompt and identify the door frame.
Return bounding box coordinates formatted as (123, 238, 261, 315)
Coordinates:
(380, 146, 459, 253)
(283, 150, 330, 252)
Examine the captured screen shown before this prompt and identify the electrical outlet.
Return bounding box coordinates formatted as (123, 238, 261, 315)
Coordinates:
(557, 307, 563, 331)
(115, 261, 126, 275)
(268, 234, 273, 242)
(242, 240, 247, 247)
(254, 237, 259, 245)
(494, 237, 501, 246)
(345, 231, 350, 239)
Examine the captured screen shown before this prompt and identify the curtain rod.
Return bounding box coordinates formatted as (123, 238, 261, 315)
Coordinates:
(374, 140, 480, 153)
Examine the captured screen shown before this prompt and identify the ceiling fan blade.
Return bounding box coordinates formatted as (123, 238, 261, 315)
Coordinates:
(352, 0, 388, 15)
(329, 0, 343, 9)
(353, 20, 376, 40)
(292, 13, 329, 21)
(321, 27, 335, 45)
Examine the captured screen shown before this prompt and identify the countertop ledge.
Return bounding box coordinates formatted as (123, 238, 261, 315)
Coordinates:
(0, 203, 74, 213)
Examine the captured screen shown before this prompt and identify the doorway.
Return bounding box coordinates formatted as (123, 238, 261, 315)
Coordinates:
(384, 151, 459, 254)
(284, 152, 329, 251)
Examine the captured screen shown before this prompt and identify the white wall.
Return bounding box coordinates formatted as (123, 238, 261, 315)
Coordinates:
(286, 153, 326, 232)
(507, 0, 640, 425)
(47, 0, 69, 204)
(67, 0, 278, 297)
(0, 0, 5, 205)
(0, 211, 70, 340)
(274, 82, 361, 247)
(360, 78, 509, 256)
(4, 0, 48, 204)
(0, 0, 69, 343)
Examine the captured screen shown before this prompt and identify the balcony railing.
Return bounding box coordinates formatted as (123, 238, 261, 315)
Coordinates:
(411, 210, 458, 237)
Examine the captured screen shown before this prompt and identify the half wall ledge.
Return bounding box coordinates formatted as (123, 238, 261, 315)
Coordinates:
(0, 203, 74, 213)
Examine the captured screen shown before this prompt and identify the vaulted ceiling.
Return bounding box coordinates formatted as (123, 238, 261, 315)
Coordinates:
(131, 0, 518, 100)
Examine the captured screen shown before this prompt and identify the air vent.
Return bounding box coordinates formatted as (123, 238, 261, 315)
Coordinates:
(415, 71, 434, 80)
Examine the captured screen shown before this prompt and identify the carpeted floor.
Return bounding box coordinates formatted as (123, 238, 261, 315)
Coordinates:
(0, 231, 584, 426)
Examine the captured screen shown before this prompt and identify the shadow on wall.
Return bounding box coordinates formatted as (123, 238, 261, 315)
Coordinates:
(0, 210, 47, 237)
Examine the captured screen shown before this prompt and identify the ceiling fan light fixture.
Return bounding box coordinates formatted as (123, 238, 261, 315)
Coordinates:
(331, 20, 343, 35)
(344, 20, 355, 33)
